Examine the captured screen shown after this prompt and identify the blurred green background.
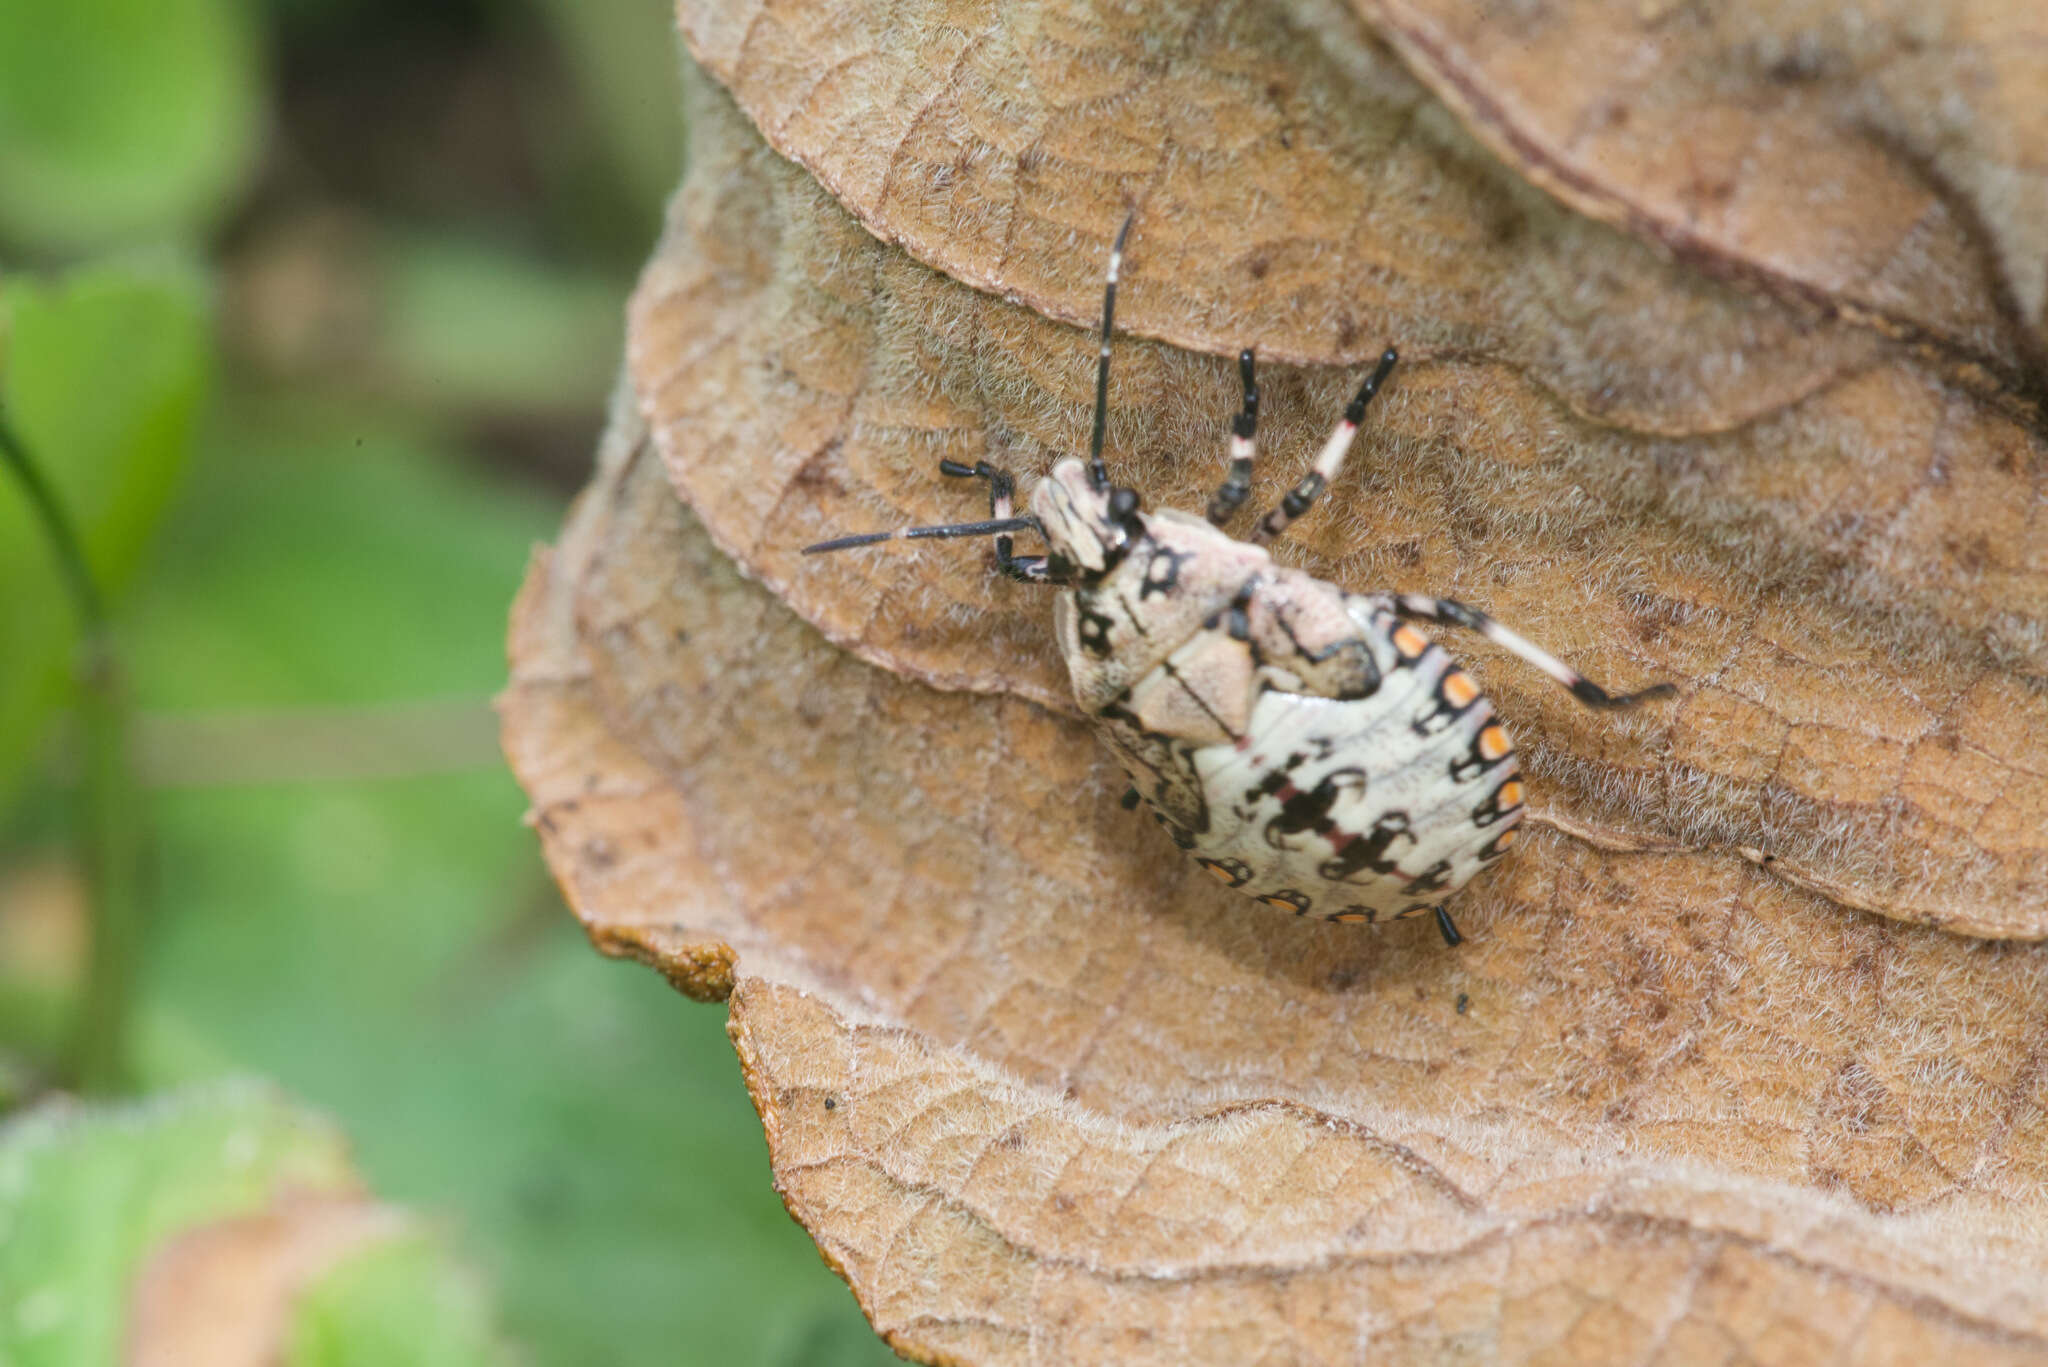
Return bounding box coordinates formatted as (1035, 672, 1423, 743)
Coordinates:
(0, 0, 897, 1362)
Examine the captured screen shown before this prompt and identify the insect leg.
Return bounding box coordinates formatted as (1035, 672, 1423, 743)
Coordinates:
(1433, 905, 1463, 948)
(1087, 213, 1135, 491)
(1206, 349, 1259, 525)
(992, 554, 1064, 584)
(1391, 595, 1677, 709)
(941, 458, 1017, 519)
(1251, 348, 1398, 544)
(939, 460, 1068, 584)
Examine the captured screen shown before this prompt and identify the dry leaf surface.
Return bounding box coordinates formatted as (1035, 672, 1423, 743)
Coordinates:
(1348, 0, 2048, 369)
(673, 0, 2046, 408)
(631, 80, 2046, 939)
(503, 405, 2048, 1363)
(505, 4, 2048, 1361)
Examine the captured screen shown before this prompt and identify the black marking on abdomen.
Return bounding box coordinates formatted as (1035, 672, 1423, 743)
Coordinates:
(1403, 858, 1455, 894)
(1472, 779, 1523, 828)
(1273, 612, 1381, 699)
(1317, 810, 1414, 883)
(1412, 669, 1481, 737)
(1259, 768, 1367, 850)
(1196, 856, 1252, 887)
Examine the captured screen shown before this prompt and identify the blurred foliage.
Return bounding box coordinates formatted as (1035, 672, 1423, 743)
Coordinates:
(0, 0, 899, 1362)
(0, 1081, 509, 1367)
(288, 1225, 507, 1367)
(113, 404, 894, 1363)
(0, 1081, 350, 1365)
(0, 0, 260, 254)
(0, 265, 211, 804)
(528, 0, 688, 226)
(377, 233, 626, 417)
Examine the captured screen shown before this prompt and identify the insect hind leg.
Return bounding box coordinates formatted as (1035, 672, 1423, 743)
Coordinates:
(1391, 594, 1676, 709)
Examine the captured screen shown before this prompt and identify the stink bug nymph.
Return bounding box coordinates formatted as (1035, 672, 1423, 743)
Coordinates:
(804, 217, 1675, 946)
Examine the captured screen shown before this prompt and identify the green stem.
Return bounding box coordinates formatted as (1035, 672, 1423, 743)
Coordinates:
(0, 410, 139, 1095)
(0, 413, 101, 627)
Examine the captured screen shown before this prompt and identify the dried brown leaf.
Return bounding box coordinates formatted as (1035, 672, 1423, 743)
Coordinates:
(506, 5, 2048, 1360)
(1348, 0, 2048, 372)
(630, 81, 2046, 939)
(671, 0, 2045, 418)
(670, 0, 1882, 432)
(501, 406, 2048, 1364)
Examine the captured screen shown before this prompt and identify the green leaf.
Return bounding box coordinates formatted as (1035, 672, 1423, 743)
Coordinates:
(0, 260, 211, 801)
(0, 1080, 356, 1367)
(0, 0, 261, 252)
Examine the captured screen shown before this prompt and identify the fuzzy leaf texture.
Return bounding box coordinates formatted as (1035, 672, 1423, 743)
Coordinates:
(499, 2, 2048, 1362)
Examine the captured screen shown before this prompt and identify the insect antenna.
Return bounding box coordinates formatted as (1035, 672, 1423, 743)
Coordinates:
(1087, 211, 1136, 491)
(802, 514, 1040, 556)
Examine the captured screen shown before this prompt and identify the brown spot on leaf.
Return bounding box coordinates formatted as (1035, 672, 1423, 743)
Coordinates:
(127, 1195, 406, 1367)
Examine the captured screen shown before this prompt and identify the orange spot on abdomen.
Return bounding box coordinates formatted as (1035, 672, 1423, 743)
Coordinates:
(1479, 725, 1512, 761)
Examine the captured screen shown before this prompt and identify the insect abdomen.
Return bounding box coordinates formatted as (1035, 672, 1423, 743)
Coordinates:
(1117, 601, 1524, 923)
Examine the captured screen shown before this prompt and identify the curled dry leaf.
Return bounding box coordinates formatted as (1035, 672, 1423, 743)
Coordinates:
(1346, 0, 2048, 371)
(631, 77, 2045, 938)
(504, 3, 2048, 1361)
(671, 0, 2046, 412)
(503, 408, 2048, 1363)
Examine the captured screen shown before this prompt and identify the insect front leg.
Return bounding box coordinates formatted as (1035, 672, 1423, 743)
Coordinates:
(1390, 595, 1676, 709)
(1206, 349, 1259, 526)
(938, 459, 1066, 584)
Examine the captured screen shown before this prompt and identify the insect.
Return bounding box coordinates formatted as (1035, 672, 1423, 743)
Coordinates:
(804, 218, 1674, 946)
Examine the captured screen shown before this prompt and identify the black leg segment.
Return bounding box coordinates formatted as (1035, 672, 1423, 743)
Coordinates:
(1434, 905, 1463, 948)
(1252, 347, 1398, 543)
